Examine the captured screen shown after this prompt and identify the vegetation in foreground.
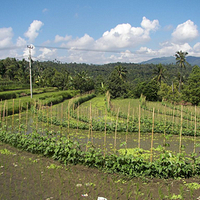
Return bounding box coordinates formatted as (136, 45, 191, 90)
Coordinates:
(1, 142, 200, 200)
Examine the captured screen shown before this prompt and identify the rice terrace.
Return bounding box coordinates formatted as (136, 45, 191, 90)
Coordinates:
(1, 55, 200, 199)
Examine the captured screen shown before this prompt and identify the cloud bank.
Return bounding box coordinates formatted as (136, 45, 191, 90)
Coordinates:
(0, 17, 199, 63)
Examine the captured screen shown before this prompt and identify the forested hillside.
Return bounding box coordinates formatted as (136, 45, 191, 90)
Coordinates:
(0, 54, 200, 105)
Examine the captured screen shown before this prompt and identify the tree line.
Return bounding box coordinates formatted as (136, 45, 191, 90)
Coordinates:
(0, 51, 200, 105)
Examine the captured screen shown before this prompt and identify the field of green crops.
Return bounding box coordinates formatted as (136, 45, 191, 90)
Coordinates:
(1, 89, 200, 199)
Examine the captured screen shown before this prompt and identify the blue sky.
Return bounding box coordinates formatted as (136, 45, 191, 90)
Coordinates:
(0, 0, 200, 64)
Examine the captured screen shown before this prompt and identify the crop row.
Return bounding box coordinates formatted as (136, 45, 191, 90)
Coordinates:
(0, 127, 199, 179)
(37, 110, 200, 136)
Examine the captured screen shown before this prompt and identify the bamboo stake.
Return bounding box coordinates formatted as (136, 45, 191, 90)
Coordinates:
(90, 102, 93, 145)
(104, 107, 107, 157)
(6, 102, 8, 130)
(150, 107, 155, 162)
(179, 105, 183, 153)
(114, 107, 120, 153)
(126, 102, 130, 149)
(164, 104, 166, 147)
(47, 103, 49, 131)
(172, 106, 175, 133)
(67, 100, 70, 139)
(25, 102, 28, 134)
(12, 99, 14, 131)
(0, 99, 2, 124)
(60, 103, 63, 136)
(138, 104, 141, 148)
(51, 102, 53, 129)
(77, 102, 79, 130)
(194, 105, 197, 153)
(2, 101, 6, 126)
(18, 100, 21, 132)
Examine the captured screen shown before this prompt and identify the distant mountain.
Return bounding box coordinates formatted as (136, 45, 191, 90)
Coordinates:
(140, 56, 200, 66)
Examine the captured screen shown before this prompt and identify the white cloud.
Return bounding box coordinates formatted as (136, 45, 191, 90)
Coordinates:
(94, 17, 159, 50)
(0, 27, 13, 48)
(54, 34, 72, 43)
(193, 42, 200, 52)
(141, 16, 159, 31)
(61, 34, 94, 48)
(38, 48, 57, 60)
(24, 20, 44, 42)
(16, 37, 27, 47)
(172, 20, 199, 44)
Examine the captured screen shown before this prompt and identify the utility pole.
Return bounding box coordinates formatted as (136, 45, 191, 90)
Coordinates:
(27, 45, 33, 98)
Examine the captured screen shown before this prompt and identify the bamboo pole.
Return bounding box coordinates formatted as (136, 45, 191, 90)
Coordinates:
(179, 105, 183, 153)
(5, 102, 8, 130)
(90, 102, 93, 145)
(164, 104, 166, 147)
(60, 103, 63, 136)
(2, 101, 6, 126)
(77, 102, 79, 130)
(18, 100, 21, 132)
(67, 101, 70, 139)
(114, 107, 120, 153)
(126, 102, 130, 149)
(172, 106, 175, 133)
(138, 104, 141, 148)
(51, 102, 53, 129)
(0, 99, 2, 124)
(194, 105, 197, 153)
(150, 107, 155, 162)
(12, 99, 15, 131)
(25, 102, 28, 134)
(104, 107, 107, 157)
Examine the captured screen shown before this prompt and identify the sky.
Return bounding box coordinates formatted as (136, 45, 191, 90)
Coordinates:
(0, 0, 200, 64)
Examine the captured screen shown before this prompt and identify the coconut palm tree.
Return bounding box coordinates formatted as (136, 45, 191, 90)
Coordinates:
(175, 50, 189, 69)
(114, 65, 128, 81)
(175, 50, 189, 91)
(153, 63, 166, 85)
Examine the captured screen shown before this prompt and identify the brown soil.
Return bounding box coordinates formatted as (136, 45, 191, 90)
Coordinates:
(1, 142, 200, 200)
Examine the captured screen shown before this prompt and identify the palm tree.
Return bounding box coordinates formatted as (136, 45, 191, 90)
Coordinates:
(175, 50, 189, 91)
(175, 50, 189, 69)
(114, 65, 128, 81)
(153, 63, 166, 85)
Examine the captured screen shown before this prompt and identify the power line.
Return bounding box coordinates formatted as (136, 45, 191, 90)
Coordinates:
(34, 45, 135, 54)
(0, 44, 136, 54)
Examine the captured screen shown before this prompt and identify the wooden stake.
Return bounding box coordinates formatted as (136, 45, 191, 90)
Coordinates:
(51, 102, 53, 129)
(126, 102, 130, 149)
(179, 105, 183, 153)
(12, 99, 15, 131)
(90, 102, 93, 145)
(77, 102, 79, 130)
(138, 104, 141, 148)
(114, 107, 120, 153)
(194, 105, 197, 153)
(18, 100, 21, 132)
(0, 99, 2, 123)
(104, 107, 107, 157)
(150, 107, 155, 162)
(25, 102, 28, 134)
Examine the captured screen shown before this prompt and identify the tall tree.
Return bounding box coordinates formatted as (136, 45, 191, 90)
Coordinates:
(182, 65, 200, 105)
(153, 63, 166, 85)
(175, 50, 189, 69)
(114, 65, 128, 81)
(175, 50, 189, 91)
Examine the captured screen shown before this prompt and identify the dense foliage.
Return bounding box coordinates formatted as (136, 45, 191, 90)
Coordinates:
(1, 52, 200, 104)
